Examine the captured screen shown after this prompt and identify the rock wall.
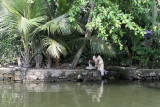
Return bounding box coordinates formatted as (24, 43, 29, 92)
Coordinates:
(108, 66, 160, 81)
(26, 69, 102, 82)
(0, 68, 102, 82)
(1, 67, 160, 82)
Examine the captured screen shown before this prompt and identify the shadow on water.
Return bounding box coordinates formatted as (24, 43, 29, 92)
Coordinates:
(0, 80, 160, 107)
(140, 81, 160, 90)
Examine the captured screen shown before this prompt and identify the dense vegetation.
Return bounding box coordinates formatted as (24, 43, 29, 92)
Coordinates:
(0, 0, 160, 69)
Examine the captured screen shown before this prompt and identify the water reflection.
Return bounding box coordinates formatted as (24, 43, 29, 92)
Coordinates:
(0, 81, 160, 107)
(0, 81, 104, 107)
(91, 81, 104, 103)
(0, 83, 24, 107)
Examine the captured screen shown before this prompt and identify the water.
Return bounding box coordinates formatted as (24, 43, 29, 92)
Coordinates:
(0, 81, 160, 107)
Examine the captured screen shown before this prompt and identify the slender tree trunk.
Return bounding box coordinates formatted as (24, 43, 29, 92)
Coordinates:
(47, 55, 52, 69)
(17, 56, 22, 67)
(129, 52, 135, 67)
(71, 41, 87, 69)
(152, 0, 157, 27)
(35, 55, 39, 68)
(22, 34, 30, 68)
(44, 0, 54, 68)
(23, 49, 30, 68)
(71, 2, 95, 69)
(124, 46, 132, 66)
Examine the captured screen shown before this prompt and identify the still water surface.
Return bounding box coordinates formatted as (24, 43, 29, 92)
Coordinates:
(0, 81, 160, 107)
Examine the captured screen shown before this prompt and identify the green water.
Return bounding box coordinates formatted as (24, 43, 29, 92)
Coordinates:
(0, 81, 160, 107)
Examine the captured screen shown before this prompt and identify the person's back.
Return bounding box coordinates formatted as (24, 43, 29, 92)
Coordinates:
(93, 55, 104, 65)
(92, 54, 104, 76)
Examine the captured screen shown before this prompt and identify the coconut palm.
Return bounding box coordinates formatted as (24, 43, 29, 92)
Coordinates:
(34, 14, 84, 68)
(33, 0, 84, 68)
(1, 0, 46, 68)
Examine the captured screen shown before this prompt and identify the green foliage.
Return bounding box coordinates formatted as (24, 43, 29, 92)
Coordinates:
(68, 0, 88, 22)
(68, 0, 146, 50)
(133, 46, 160, 68)
(88, 3, 145, 44)
(134, 47, 151, 68)
(67, 0, 157, 68)
(0, 33, 21, 66)
(113, 0, 152, 26)
(1, 0, 160, 69)
(27, 0, 34, 4)
(57, 0, 70, 15)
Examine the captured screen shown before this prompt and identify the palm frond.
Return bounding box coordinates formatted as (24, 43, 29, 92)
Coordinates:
(69, 36, 115, 56)
(18, 16, 46, 35)
(1, 0, 46, 35)
(89, 36, 115, 56)
(34, 13, 71, 35)
(42, 37, 67, 59)
(2, 0, 23, 17)
(1, 0, 19, 31)
(34, 13, 84, 35)
(72, 21, 85, 34)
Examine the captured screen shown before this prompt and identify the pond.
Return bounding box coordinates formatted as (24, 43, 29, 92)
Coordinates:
(0, 81, 160, 107)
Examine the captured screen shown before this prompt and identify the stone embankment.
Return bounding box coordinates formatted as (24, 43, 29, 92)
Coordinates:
(107, 66, 160, 81)
(0, 66, 160, 82)
(26, 69, 101, 82)
(0, 67, 101, 82)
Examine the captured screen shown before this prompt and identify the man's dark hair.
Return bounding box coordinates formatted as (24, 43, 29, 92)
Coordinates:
(94, 53, 99, 56)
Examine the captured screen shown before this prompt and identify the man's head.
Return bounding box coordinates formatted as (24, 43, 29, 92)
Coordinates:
(94, 53, 99, 58)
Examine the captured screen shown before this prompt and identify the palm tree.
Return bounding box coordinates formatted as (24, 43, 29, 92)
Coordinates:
(1, 0, 46, 68)
(33, 0, 84, 68)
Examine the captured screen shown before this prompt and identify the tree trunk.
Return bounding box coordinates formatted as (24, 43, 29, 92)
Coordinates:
(71, 41, 87, 69)
(71, 2, 95, 69)
(35, 54, 43, 68)
(56, 58, 60, 66)
(23, 50, 30, 68)
(129, 52, 134, 67)
(152, 0, 157, 27)
(47, 55, 52, 69)
(44, 0, 54, 69)
(17, 56, 22, 67)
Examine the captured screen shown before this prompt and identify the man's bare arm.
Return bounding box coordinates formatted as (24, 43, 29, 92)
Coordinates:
(90, 60, 94, 63)
(96, 60, 100, 67)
